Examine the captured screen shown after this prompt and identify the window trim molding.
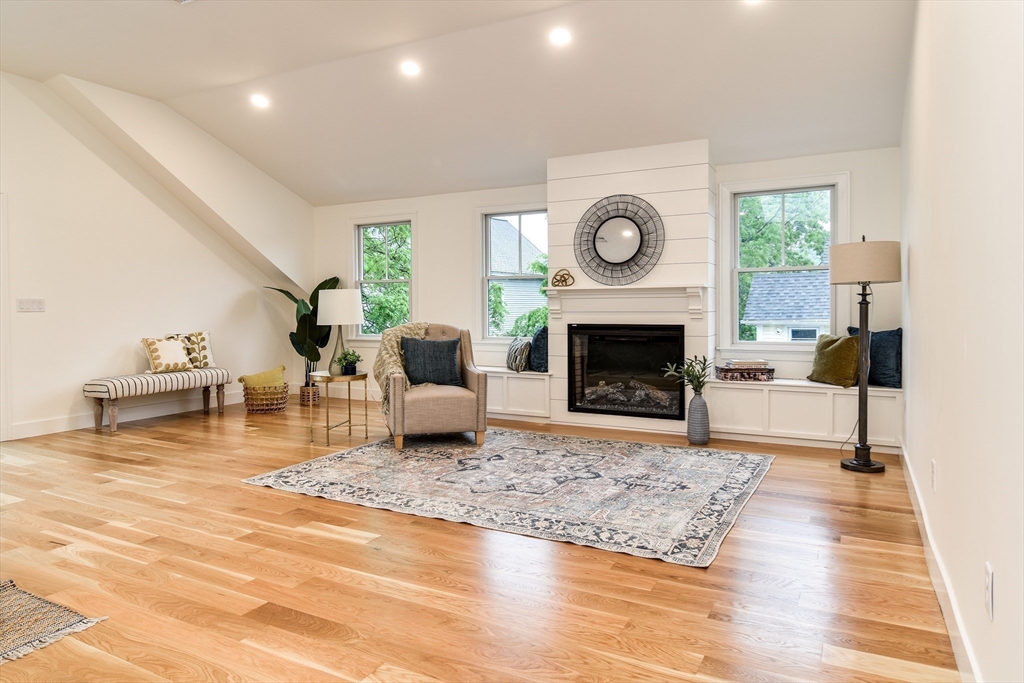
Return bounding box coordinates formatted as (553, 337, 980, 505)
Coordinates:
(717, 172, 851, 360)
(351, 214, 416, 341)
(479, 205, 548, 341)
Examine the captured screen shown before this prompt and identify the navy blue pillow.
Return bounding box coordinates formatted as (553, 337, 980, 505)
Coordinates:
(529, 326, 549, 373)
(401, 337, 463, 387)
(848, 327, 902, 388)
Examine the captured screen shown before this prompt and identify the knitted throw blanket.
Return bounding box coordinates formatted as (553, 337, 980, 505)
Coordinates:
(373, 322, 429, 417)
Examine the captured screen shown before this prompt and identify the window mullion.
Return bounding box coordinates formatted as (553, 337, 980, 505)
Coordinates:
(780, 193, 787, 267)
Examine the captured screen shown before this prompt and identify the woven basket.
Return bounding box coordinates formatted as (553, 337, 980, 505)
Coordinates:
(243, 383, 289, 414)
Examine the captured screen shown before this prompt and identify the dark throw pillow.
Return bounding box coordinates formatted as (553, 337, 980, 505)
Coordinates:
(401, 337, 463, 387)
(529, 326, 549, 373)
(848, 326, 903, 388)
(807, 334, 859, 388)
(506, 337, 531, 373)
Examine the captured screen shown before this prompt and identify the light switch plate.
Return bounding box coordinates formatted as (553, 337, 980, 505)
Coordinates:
(16, 298, 45, 312)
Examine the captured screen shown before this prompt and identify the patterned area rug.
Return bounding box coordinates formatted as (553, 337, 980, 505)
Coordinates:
(245, 428, 773, 567)
(0, 580, 106, 664)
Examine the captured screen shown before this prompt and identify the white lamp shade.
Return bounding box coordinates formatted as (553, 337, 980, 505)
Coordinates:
(829, 240, 902, 285)
(317, 289, 364, 325)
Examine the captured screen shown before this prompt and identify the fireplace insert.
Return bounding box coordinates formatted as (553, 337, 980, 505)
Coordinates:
(567, 324, 685, 420)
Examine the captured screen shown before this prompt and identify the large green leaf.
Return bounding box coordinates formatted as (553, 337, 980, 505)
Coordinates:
(287, 331, 304, 357)
(309, 277, 340, 310)
(314, 324, 332, 348)
(296, 299, 312, 322)
(303, 339, 321, 363)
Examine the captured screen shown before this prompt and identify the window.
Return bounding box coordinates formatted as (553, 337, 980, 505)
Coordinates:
(356, 222, 411, 335)
(735, 187, 833, 343)
(485, 211, 548, 337)
(789, 328, 819, 341)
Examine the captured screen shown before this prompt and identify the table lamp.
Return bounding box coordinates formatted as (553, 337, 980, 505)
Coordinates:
(829, 237, 901, 473)
(317, 289, 365, 376)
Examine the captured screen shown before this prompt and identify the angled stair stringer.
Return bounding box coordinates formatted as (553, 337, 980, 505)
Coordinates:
(46, 75, 315, 294)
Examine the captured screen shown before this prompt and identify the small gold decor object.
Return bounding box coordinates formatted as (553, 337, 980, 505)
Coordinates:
(551, 269, 575, 287)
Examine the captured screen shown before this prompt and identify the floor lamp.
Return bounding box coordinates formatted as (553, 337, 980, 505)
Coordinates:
(829, 237, 901, 473)
(317, 289, 365, 376)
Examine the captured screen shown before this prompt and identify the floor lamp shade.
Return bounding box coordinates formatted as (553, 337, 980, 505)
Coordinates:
(317, 289, 364, 375)
(830, 240, 901, 285)
(828, 239, 902, 473)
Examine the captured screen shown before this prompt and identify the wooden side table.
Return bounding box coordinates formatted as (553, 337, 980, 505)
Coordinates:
(308, 371, 369, 446)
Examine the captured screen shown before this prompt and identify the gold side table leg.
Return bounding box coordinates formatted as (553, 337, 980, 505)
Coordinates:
(347, 381, 352, 436)
(309, 384, 314, 443)
(325, 382, 331, 447)
(364, 378, 368, 438)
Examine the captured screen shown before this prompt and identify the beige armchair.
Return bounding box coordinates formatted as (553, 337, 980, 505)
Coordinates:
(386, 324, 487, 449)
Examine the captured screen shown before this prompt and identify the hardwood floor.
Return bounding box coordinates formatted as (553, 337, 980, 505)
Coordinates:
(0, 400, 958, 682)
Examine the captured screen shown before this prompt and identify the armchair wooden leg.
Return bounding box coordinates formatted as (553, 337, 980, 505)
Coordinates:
(475, 431, 485, 446)
(394, 435, 404, 450)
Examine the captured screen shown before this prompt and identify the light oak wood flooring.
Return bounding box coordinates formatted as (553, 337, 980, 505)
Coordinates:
(0, 400, 958, 682)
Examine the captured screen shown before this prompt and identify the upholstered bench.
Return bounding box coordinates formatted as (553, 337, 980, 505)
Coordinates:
(83, 367, 231, 432)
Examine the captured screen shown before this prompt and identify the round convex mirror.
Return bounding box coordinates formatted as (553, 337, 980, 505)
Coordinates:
(594, 217, 642, 264)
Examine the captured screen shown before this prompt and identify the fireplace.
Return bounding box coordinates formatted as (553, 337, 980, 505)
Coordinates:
(568, 324, 685, 420)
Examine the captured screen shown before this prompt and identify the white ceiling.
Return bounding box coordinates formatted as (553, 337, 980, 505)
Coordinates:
(1, 0, 916, 206)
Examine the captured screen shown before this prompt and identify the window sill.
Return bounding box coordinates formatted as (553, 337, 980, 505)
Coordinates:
(716, 342, 817, 364)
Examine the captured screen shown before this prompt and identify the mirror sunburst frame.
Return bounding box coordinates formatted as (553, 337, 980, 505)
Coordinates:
(573, 194, 665, 286)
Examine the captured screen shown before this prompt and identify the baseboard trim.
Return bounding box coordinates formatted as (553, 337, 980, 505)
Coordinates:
(900, 442, 979, 682)
(7, 389, 245, 441)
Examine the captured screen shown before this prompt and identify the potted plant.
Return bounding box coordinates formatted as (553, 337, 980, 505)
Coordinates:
(664, 355, 713, 445)
(335, 349, 362, 376)
(265, 276, 340, 405)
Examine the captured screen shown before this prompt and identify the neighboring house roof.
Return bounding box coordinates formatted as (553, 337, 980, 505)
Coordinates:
(490, 219, 543, 275)
(742, 270, 830, 323)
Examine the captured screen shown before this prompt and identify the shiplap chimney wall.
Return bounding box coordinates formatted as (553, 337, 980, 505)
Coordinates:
(545, 140, 717, 433)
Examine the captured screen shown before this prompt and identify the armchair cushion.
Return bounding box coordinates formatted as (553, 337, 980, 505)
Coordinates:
(402, 384, 477, 435)
(401, 337, 464, 387)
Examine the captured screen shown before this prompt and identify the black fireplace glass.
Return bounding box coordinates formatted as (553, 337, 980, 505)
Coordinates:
(567, 324, 685, 420)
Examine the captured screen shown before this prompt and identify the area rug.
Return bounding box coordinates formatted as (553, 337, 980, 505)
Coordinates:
(244, 428, 773, 567)
(0, 580, 106, 664)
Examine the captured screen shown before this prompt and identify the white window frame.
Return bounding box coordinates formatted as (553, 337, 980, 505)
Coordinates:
(353, 217, 414, 340)
(718, 173, 851, 361)
(482, 209, 549, 340)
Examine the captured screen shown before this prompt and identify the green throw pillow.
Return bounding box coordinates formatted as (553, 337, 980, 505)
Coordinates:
(238, 365, 286, 387)
(807, 335, 859, 388)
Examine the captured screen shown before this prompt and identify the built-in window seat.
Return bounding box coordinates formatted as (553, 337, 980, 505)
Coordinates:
(705, 377, 903, 451)
(479, 365, 551, 419)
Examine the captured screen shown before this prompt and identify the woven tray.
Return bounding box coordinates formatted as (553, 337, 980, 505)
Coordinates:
(243, 383, 289, 413)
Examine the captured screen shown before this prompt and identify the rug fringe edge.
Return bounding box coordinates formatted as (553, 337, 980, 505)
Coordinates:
(0, 616, 107, 665)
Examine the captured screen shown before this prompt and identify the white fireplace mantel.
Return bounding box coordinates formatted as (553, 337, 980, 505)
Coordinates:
(543, 285, 706, 320)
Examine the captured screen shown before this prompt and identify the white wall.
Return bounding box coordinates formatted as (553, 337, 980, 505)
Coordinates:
(716, 147, 902, 378)
(900, 2, 1024, 681)
(313, 183, 547, 396)
(48, 75, 315, 292)
(0, 73, 296, 439)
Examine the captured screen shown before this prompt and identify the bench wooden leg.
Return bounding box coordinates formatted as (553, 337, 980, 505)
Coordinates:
(394, 435, 404, 450)
(475, 431, 485, 446)
(202, 387, 211, 414)
(108, 399, 118, 433)
(93, 398, 105, 430)
(216, 384, 225, 414)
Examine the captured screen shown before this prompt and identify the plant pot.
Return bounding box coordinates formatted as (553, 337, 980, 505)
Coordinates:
(299, 385, 320, 406)
(342, 364, 357, 376)
(687, 394, 710, 445)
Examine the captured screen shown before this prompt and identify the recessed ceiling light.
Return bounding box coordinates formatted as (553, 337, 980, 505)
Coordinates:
(250, 94, 269, 108)
(400, 60, 421, 77)
(549, 28, 571, 46)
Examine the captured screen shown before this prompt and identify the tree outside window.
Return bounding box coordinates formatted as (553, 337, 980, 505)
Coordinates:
(357, 222, 411, 334)
(485, 212, 548, 337)
(736, 188, 832, 343)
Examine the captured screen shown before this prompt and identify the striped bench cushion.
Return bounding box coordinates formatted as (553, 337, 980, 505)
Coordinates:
(83, 368, 231, 400)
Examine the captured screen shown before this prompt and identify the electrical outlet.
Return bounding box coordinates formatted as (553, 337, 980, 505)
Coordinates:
(931, 459, 937, 492)
(985, 562, 994, 621)
(16, 298, 45, 312)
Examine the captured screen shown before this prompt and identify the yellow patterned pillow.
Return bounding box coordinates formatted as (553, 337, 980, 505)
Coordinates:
(167, 331, 217, 369)
(142, 337, 193, 373)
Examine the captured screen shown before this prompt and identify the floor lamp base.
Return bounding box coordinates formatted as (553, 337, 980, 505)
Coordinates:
(841, 444, 885, 473)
